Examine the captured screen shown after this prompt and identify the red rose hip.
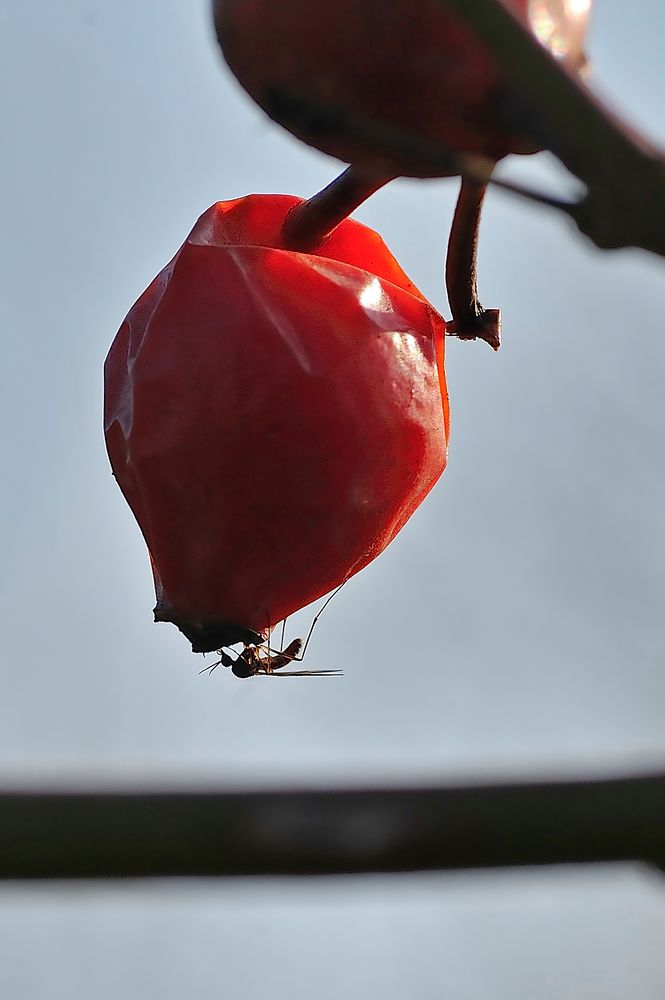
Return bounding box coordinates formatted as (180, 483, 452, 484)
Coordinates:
(104, 194, 449, 652)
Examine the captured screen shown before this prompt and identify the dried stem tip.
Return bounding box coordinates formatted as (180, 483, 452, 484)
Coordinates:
(446, 177, 501, 351)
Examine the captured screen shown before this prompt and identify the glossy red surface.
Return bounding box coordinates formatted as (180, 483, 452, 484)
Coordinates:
(104, 195, 449, 650)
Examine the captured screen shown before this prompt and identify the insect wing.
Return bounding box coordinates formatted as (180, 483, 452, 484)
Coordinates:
(262, 668, 343, 677)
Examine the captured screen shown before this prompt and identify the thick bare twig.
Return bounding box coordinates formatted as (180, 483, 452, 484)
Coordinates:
(1, 772, 664, 880)
(436, 0, 665, 256)
(282, 166, 391, 250)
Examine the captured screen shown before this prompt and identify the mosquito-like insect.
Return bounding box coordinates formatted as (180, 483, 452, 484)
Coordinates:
(199, 585, 344, 679)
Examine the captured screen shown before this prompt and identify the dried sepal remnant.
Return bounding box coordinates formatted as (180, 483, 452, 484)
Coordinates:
(104, 194, 449, 652)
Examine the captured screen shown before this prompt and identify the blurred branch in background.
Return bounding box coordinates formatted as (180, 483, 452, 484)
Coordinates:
(1, 772, 664, 880)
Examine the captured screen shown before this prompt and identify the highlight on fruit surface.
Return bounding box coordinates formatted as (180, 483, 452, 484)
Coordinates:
(104, 194, 449, 653)
(213, 0, 592, 176)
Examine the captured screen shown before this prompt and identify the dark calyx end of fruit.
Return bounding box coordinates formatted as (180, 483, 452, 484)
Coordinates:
(153, 604, 265, 653)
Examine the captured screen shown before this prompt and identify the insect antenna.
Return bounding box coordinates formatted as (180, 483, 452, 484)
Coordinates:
(198, 649, 236, 676)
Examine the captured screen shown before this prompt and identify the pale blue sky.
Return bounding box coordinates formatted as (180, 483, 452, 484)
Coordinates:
(1, 2, 665, 998)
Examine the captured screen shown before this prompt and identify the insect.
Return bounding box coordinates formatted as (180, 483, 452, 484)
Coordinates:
(199, 586, 344, 679)
(200, 638, 342, 678)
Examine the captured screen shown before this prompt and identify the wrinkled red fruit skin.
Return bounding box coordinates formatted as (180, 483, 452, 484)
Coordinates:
(213, 0, 584, 176)
(104, 195, 449, 652)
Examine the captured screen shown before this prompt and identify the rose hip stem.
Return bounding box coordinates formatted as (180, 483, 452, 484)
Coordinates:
(285, 165, 503, 352)
(282, 165, 392, 251)
(445, 176, 501, 351)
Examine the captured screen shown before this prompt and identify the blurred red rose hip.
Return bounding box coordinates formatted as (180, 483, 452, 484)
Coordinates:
(104, 194, 449, 652)
(213, 0, 591, 175)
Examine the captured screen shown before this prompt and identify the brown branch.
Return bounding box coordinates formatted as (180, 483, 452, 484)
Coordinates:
(282, 166, 391, 250)
(1, 772, 664, 879)
(436, 0, 665, 256)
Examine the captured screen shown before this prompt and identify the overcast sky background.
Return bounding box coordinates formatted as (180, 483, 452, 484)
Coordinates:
(2, 2, 665, 997)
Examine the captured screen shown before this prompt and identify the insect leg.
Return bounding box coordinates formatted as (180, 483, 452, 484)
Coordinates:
(292, 581, 347, 661)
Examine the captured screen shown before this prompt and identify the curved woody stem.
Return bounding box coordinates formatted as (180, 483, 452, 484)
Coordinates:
(285, 165, 503, 353)
(282, 165, 392, 251)
(446, 177, 501, 351)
